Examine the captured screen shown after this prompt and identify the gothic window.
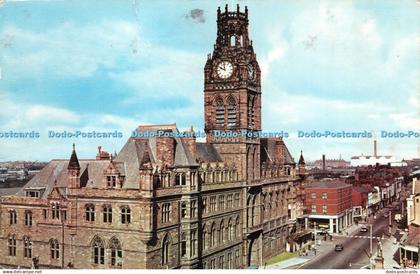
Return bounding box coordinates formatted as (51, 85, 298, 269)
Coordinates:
(190, 200, 197, 218)
(234, 193, 240, 207)
(103, 205, 112, 223)
(180, 233, 187, 257)
(218, 255, 224, 269)
(175, 173, 186, 186)
(9, 210, 17, 225)
(161, 235, 170, 266)
(228, 219, 233, 241)
(210, 223, 217, 247)
(203, 225, 207, 250)
(191, 230, 197, 257)
(227, 96, 237, 127)
(52, 203, 60, 219)
(210, 196, 217, 212)
(50, 239, 60, 259)
(215, 97, 225, 127)
(181, 202, 187, 218)
(85, 204, 95, 222)
(227, 252, 233, 269)
(25, 210, 32, 226)
(107, 175, 117, 188)
(235, 217, 239, 238)
(92, 236, 105, 265)
(8, 235, 16, 256)
(109, 237, 122, 268)
(162, 203, 171, 223)
(247, 96, 255, 128)
(227, 194, 233, 208)
(120, 206, 131, 224)
(219, 221, 225, 244)
(218, 195, 225, 211)
(230, 35, 235, 46)
(23, 236, 32, 258)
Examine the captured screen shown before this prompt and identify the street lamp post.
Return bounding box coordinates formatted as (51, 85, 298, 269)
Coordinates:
(369, 223, 373, 257)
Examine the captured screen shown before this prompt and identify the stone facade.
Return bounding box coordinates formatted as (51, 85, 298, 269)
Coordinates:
(0, 5, 306, 269)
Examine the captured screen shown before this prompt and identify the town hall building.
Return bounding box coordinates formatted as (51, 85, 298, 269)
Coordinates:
(0, 5, 306, 269)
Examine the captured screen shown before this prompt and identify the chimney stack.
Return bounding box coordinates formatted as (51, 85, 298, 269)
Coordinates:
(322, 154, 326, 171)
(374, 140, 378, 157)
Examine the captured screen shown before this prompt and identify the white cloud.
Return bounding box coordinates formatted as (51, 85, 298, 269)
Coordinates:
(0, 20, 142, 78)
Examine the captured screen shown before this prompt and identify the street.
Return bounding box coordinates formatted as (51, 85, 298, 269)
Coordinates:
(299, 204, 399, 269)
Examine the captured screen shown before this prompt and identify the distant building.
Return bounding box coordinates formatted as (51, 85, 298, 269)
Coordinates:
(304, 180, 353, 234)
(350, 140, 397, 167)
(401, 175, 420, 268)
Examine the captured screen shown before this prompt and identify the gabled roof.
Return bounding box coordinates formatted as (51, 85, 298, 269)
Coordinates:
(196, 143, 223, 162)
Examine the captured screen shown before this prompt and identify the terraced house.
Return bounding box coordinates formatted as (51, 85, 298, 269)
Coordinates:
(0, 5, 306, 269)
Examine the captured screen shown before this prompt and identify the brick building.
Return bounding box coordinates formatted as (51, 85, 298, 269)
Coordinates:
(0, 5, 306, 269)
(303, 180, 353, 233)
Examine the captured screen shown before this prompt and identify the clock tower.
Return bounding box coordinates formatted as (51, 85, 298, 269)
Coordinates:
(204, 4, 261, 181)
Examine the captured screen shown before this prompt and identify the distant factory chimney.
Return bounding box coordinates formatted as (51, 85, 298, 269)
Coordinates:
(374, 140, 378, 157)
(322, 154, 326, 171)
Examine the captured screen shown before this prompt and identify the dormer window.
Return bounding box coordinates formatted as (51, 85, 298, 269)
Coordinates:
(107, 175, 117, 188)
(26, 191, 40, 198)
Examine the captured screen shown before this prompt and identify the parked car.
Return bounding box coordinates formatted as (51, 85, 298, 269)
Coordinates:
(360, 226, 368, 232)
(384, 213, 389, 218)
(335, 244, 344, 251)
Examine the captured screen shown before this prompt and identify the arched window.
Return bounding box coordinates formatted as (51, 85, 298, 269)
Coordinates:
(228, 219, 233, 241)
(25, 210, 32, 226)
(210, 223, 217, 247)
(227, 96, 237, 127)
(9, 210, 17, 225)
(162, 234, 170, 266)
(109, 237, 122, 268)
(8, 235, 16, 256)
(235, 217, 240, 238)
(203, 225, 207, 250)
(23, 236, 32, 258)
(92, 236, 105, 265)
(85, 204, 95, 222)
(230, 35, 235, 46)
(219, 221, 225, 244)
(215, 97, 225, 127)
(50, 239, 60, 259)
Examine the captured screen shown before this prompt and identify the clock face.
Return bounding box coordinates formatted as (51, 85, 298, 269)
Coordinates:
(247, 64, 255, 80)
(217, 61, 233, 79)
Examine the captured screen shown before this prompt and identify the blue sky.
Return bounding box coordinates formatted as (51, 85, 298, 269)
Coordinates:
(0, 0, 419, 162)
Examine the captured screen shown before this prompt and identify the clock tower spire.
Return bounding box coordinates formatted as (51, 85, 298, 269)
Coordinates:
(204, 4, 261, 181)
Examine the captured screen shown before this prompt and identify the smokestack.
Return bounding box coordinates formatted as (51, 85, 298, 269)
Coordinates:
(322, 154, 326, 171)
(374, 140, 377, 157)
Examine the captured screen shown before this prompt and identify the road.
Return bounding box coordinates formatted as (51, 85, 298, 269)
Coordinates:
(300, 205, 398, 269)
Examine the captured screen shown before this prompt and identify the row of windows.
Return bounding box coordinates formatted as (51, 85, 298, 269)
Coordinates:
(85, 204, 131, 224)
(311, 205, 328, 214)
(203, 218, 240, 251)
(311, 192, 328, 199)
(8, 236, 58, 259)
(203, 249, 240, 269)
(203, 193, 240, 214)
(161, 230, 198, 266)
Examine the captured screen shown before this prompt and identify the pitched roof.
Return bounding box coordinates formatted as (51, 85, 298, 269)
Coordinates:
(298, 151, 305, 165)
(306, 180, 351, 189)
(67, 144, 80, 169)
(196, 143, 223, 162)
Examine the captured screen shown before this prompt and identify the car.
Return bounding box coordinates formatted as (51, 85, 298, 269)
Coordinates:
(360, 226, 368, 232)
(335, 244, 344, 251)
(384, 213, 389, 218)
